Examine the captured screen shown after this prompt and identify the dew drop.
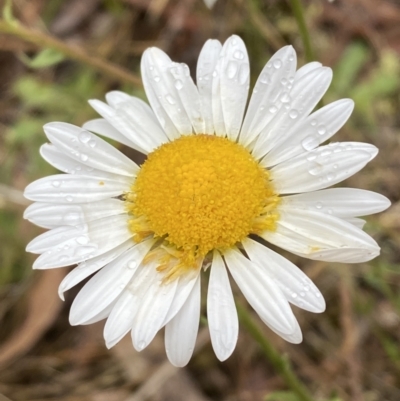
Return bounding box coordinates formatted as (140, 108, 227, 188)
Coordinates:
(76, 236, 89, 245)
(289, 109, 299, 119)
(307, 154, 317, 161)
(149, 65, 154, 71)
(327, 209, 333, 214)
(280, 92, 291, 103)
(315, 202, 323, 209)
(52, 180, 61, 187)
(226, 61, 238, 79)
(128, 261, 137, 269)
(308, 163, 323, 176)
(273, 59, 282, 69)
(233, 50, 244, 60)
(315, 292, 321, 298)
(88, 140, 96, 148)
(65, 195, 74, 202)
(304, 285, 310, 291)
(59, 255, 69, 263)
(269, 106, 278, 114)
(333, 164, 338, 169)
(260, 73, 271, 84)
(174, 79, 183, 90)
(80, 153, 88, 162)
(291, 293, 298, 298)
(165, 94, 176, 105)
(281, 78, 288, 85)
(300, 292, 305, 297)
(212, 70, 218, 78)
(317, 124, 326, 135)
(301, 136, 318, 151)
(153, 75, 160, 82)
(310, 119, 317, 126)
(79, 131, 91, 143)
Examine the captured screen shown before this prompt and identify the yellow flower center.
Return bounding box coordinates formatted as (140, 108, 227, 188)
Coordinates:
(125, 134, 279, 269)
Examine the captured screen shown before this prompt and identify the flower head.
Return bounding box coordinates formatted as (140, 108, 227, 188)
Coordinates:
(24, 35, 390, 367)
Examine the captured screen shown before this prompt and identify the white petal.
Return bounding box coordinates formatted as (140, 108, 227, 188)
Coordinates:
(261, 315, 303, 344)
(211, 56, 226, 137)
(40, 144, 131, 183)
(240, 45, 297, 147)
(207, 251, 238, 361)
(79, 301, 116, 325)
(131, 268, 178, 352)
(141, 48, 193, 139)
(261, 208, 380, 263)
(345, 217, 366, 229)
(224, 248, 297, 334)
(281, 188, 390, 218)
(24, 174, 128, 203)
(264, 99, 354, 166)
(242, 238, 325, 313)
(294, 62, 322, 80)
(104, 260, 163, 348)
(69, 239, 154, 325)
(165, 274, 201, 367)
(31, 214, 133, 269)
(58, 240, 133, 300)
(83, 118, 141, 150)
(90, 95, 169, 153)
(218, 35, 250, 141)
(271, 143, 376, 194)
(162, 267, 200, 326)
(24, 199, 125, 229)
(252, 66, 333, 160)
(167, 65, 205, 134)
(197, 39, 222, 134)
(44, 122, 138, 177)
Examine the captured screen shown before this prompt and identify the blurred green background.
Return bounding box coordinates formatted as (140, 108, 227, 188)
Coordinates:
(0, 0, 399, 400)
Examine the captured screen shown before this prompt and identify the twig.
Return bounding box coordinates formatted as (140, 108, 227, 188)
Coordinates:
(0, 19, 142, 87)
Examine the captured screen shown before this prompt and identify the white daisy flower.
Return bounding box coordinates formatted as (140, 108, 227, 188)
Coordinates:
(24, 35, 390, 367)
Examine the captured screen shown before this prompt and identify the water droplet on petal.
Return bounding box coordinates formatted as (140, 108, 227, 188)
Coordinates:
(308, 163, 322, 176)
(233, 50, 244, 60)
(165, 94, 176, 105)
(153, 75, 160, 82)
(291, 293, 298, 298)
(315, 202, 323, 209)
(80, 153, 88, 162)
(260, 73, 271, 84)
(52, 180, 61, 187)
(269, 106, 278, 114)
(317, 124, 326, 135)
(280, 92, 291, 103)
(174, 79, 183, 90)
(281, 78, 288, 85)
(66, 195, 74, 202)
(88, 140, 96, 148)
(59, 255, 69, 263)
(128, 261, 137, 269)
(226, 61, 238, 79)
(76, 236, 89, 245)
(300, 292, 305, 297)
(273, 59, 282, 69)
(301, 136, 319, 151)
(79, 131, 91, 143)
(310, 119, 317, 126)
(289, 109, 299, 119)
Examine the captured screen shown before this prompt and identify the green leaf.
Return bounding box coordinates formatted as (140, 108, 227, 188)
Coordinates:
(20, 48, 65, 69)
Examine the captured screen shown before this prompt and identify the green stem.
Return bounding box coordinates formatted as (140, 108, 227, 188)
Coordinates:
(288, 0, 315, 62)
(0, 19, 142, 87)
(237, 302, 314, 401)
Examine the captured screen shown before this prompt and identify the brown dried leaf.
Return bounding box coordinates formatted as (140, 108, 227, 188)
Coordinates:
(0, 269, 65, 368)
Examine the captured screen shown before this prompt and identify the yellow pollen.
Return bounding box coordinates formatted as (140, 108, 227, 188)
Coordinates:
(125, 134, 279, 268)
